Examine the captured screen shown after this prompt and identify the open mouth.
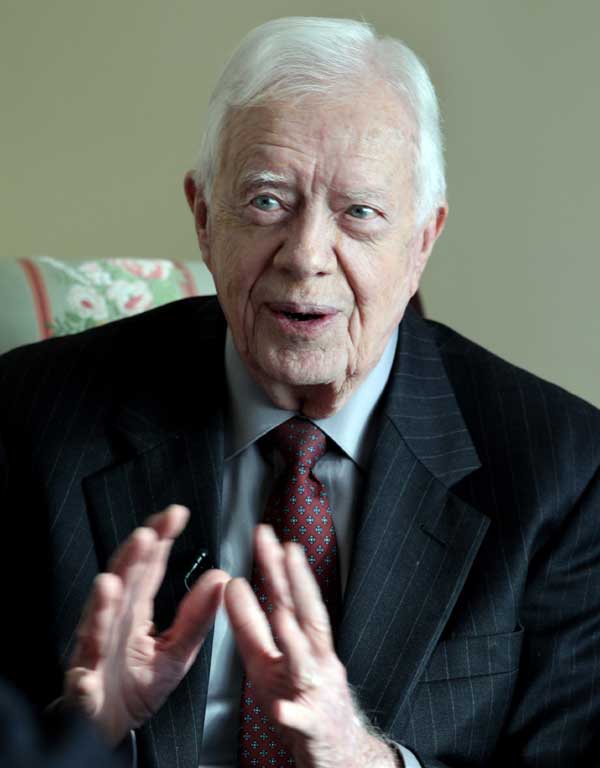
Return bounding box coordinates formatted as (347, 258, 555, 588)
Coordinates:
(281, 311, 323, 321)
(268, 302, 337, 332)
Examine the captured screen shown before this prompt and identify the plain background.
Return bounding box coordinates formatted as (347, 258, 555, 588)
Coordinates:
(1, 1, 598, 407)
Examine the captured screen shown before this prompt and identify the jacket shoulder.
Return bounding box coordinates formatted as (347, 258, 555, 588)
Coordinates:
(423, 316, 600, 489)
(0, 296, 225, 432)
(427, 316, 597, 412)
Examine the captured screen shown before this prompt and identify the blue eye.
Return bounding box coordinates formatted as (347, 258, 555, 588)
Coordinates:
(251, 195, 280, 211)
(347, 204, 376, 219)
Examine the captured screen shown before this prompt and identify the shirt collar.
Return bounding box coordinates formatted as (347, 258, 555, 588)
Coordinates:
(225, 328, 398, 470)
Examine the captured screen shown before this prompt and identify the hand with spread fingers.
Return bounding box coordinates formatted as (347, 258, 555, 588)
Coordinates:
(225, 525, 398, 768)
(64, 504, 230, 746)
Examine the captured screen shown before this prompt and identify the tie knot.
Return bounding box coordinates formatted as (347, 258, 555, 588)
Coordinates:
(268, 417, 327, 469)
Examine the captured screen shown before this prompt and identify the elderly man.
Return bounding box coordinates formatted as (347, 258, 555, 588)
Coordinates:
(1, 16, 599, 768)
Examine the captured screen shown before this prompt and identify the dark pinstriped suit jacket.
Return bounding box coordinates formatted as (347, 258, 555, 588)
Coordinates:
(0, 679, 126, 767)
(1, 296, 599, 767)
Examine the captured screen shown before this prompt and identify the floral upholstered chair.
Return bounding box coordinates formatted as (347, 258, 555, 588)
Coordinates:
(0, 257, 216, 355)
(0, 256, 423, 356)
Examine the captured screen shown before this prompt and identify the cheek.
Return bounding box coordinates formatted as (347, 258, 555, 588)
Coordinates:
(343, 250, 405, 316)
(338, 243, 377, 301)
(210, 236, 272, 348)
(210, 244, 249, 320)
(344, 248, 414, 341)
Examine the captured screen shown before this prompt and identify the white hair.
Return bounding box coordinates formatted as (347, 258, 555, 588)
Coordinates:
(192, 16, 446, 224)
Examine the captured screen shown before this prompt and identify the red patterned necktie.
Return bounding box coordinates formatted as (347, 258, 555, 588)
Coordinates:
(239, 417, 342, 768)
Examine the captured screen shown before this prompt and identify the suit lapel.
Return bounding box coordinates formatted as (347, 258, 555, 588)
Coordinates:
(83, 298, 228, 768)
(338, 308, 489, 732)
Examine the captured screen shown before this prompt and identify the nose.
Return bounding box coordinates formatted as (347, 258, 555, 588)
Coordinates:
(272, 205, 336, 278)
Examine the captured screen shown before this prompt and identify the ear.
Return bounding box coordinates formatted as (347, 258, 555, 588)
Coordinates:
(183, 171, 212, 269)
(409, 202, 448, 296)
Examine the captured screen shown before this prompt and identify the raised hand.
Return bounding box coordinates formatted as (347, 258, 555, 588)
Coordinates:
(225, 525, 397, 768)
(65, 504, 229, 745)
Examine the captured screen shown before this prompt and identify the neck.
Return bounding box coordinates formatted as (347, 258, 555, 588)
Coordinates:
(246, 369, 362, 419)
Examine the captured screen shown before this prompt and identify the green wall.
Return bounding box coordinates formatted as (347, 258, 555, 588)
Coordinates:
(2, 1, 598, 406)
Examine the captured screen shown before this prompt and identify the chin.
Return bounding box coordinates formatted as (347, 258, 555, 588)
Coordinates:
(257, 345, 345, 389)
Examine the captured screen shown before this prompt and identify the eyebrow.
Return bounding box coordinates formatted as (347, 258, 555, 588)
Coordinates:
(333, 187, 392, 206)
(238, 170, 294, 193)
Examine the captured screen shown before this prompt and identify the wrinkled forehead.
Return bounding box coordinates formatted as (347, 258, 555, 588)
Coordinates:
(216, 90, 418, 194)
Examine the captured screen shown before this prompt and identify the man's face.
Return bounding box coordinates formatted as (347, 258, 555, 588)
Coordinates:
(187, 89, 445, 415)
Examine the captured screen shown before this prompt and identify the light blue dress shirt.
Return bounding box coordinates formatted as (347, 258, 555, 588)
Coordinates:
(199, 328, 420, 768)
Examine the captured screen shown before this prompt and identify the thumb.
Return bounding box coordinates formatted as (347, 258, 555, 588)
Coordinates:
(157, 568, 230, 664)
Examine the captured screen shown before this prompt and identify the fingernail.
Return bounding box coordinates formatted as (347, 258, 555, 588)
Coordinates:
(288, 542, 305, 561)
(259, 524, 278, 542)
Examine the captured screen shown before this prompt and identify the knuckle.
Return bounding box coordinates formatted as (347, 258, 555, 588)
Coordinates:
(333, 656, 349, 683)
(75, 632, 99, 658)
(65, 669, 96, 710)
(305, 615, 331, 638)
(290, 666, 321, 691)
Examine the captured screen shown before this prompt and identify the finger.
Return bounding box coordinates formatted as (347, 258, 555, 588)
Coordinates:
(225, 577, 281, 665)
(284, 542, 334, 655)
(106, 524, 158, 581)
(132, 505, 191, 610)
(70, 573, 123, 669)
(254, 525, 294, 610)
(110, 527, 159, 638)
(106, 505, 187, 581)
(270, 604, 315, 688)
(115, 527, 158, 594)
(254, 527, 318, 685)
(135, 521, 186, 607)
(157, 568, 230, 665)
(144, 504, 190, 540)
